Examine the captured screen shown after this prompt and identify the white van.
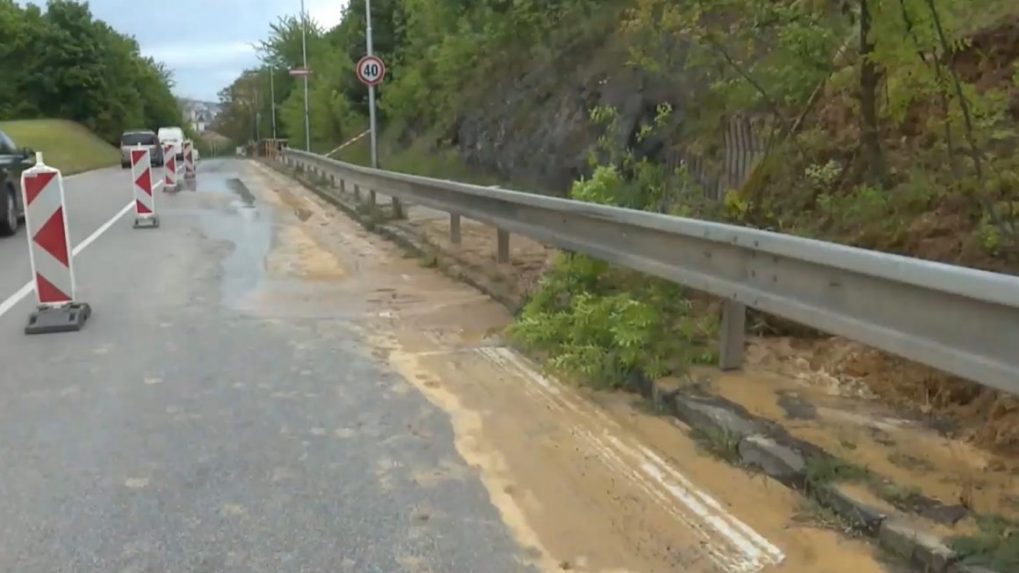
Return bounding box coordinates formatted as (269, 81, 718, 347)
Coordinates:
(157, 127, 185, 161)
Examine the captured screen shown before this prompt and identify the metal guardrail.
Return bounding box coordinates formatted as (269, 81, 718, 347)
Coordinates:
(282, 148, 1019, 396)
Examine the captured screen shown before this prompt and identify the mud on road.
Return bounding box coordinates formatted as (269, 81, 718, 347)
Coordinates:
(248, 161, 907, 573)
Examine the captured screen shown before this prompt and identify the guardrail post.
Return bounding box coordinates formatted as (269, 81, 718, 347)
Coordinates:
(353, 184, 361, 201)
(450, 214, 461, 245)
(339, 179, 346, 195)
(369, 189, 377, 209)
(497, 229, 510, 263)
(392, 197, 404, 219)
(719, 300, 746, 370)
(330, 174, 336, 187)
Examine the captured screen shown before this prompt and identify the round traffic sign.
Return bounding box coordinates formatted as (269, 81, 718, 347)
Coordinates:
(356, 55, 386, 86)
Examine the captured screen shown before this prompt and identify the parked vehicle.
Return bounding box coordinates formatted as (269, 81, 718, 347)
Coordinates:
(157, 127, 185, 162)
(0, 129, 33, 236)
(120, 130, 163, 168)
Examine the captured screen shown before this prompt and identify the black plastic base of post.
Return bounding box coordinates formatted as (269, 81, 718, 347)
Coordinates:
(133, 216, 160, 229)
(25, 303, 91, 335)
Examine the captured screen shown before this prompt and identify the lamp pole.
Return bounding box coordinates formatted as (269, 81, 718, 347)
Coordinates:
(269, 65, 277, 139)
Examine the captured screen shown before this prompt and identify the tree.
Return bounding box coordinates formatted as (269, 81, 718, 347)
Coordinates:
(858, 0, 887, 186)
(0, 0, 180, 142)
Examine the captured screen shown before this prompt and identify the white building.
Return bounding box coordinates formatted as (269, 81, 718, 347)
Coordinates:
(181, 100, 221, 134)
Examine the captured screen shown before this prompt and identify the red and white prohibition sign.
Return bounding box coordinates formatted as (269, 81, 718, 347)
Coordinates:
(356, 55, 386, 86)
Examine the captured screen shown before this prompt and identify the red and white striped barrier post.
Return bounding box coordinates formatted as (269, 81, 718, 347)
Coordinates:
(163, 143, 177, 192)
(131, 145, 160, 229)
(20, 152, 91, 334)
(183, 139, 196, 180)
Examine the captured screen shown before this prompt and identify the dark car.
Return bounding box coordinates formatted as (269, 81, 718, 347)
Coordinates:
(0, 129, 34, 236)
(120, 130, 164, 168)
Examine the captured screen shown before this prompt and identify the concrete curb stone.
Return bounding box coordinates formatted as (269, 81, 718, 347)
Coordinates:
(672, 392, 765, 439)
(815, 483, 888, 535)
(737, 434, 807, 488)
(879, 519, 958, 573)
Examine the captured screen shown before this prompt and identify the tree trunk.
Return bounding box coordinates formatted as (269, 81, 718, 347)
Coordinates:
(858, 0, 887, 187)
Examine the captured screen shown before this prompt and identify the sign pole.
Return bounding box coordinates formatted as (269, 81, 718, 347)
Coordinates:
(300, 0, 310, 151)
(366, 0, 378, 170)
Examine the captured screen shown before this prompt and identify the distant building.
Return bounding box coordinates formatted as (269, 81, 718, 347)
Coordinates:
(179, 98, 222, 133)
(191, 112, 209, 133)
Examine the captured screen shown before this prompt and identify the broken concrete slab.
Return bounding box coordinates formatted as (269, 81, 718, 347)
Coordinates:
(878, 519, 958, 573)
(816, 483, 889, 534)
(921, 504, 970, 526)
(673, 393, 764, 439)
(650, 377, 683, 412)
(776, 390, 818, 420)
(738, 434, 806, 487)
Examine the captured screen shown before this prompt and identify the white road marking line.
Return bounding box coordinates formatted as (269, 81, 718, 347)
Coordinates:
(0, 201, 134, 319)
(477, 345, 785, 572)
(71, 202, 133, 256)
(0, 283, 34, 319)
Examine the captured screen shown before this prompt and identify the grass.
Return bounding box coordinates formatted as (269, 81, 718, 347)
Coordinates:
(336, 130, 504, 187)
(804, 455, 870, 493)
(691, 427, 743, 465)
(0, 119, 120, 174)
(952, 515, 1019, 571)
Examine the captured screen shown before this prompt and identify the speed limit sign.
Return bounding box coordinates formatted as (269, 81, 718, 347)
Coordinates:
(356, 55, 386, 86)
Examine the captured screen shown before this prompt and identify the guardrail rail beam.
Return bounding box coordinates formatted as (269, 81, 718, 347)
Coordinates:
(281, 149, 1019, 396)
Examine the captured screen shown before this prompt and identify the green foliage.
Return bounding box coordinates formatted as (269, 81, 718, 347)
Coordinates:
(570, 165, 625, 206)
(511, 252, 716, 386)
(505, 99, 731, 387)
(952, 515, 1019, 570)
(624, 0, 845, 131)
(0, 0, 179, 143)
(805, 160, 844, 193)
(219, 0, 614, 149)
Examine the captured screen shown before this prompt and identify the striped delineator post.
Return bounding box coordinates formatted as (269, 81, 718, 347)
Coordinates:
(163, 143, 177, 192)
(20, 152, 91, 334)
(131, 146, 160, 229)
(183, 139, 196, 180)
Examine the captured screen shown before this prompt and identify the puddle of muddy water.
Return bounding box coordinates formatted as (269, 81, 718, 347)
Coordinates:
(186, 164, 275, 307)
(226, 177, 257, 208)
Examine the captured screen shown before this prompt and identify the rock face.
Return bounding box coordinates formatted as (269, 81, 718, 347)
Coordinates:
(454, 38, 679, 195)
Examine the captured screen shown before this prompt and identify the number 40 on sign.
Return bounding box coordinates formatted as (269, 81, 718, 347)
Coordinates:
(356, 55, 386, 86)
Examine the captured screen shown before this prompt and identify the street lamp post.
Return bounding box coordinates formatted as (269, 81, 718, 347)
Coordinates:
(269, 66, 277, 139)
(253, 83, 260, 142)
(299, 0, 310, 151)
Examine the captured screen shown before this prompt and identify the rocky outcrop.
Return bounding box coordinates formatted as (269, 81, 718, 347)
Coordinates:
(453, 38, 679, 195)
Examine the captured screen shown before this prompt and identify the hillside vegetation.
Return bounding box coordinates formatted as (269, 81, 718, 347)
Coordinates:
(0, 0, 179, 143)
(224, 0, 1019, 448)
(0, 119, 119, 174)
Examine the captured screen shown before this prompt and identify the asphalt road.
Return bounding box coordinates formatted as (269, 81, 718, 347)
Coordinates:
(0, 160, 531, 572)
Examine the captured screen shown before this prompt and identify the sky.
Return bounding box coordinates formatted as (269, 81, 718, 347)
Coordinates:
(23, 0, 347, 102)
